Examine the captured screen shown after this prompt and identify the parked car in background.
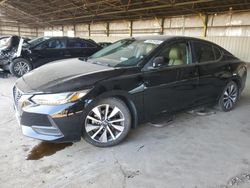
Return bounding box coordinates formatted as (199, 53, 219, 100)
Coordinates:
(0, 35, 30, 72)
(1, 36, 102, 77)
(13, 36, 247, 147)
(0, 36, 30, 50)
(0, 36, 11, 49)
(98, 42, 112, 48)
(0, 35, 21, 71)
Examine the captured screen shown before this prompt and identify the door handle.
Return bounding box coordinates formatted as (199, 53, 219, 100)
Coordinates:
(64, 50, 71, 57)
(184, 71, 198, 77)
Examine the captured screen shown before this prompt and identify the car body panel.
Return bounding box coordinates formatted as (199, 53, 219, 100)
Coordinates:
(10, 37, 101, 71)
(13, 36, 247, 143)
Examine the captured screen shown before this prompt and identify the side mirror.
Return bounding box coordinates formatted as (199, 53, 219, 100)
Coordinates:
(152, 56, 165, 68)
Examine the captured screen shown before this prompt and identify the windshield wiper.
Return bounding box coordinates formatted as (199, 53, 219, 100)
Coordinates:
(80, 57, 112, 67)
(79, 57, 88, 61)
(91, 61, 111, 67)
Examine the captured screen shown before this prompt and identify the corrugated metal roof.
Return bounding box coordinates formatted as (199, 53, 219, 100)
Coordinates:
(1, 0, 250, 26)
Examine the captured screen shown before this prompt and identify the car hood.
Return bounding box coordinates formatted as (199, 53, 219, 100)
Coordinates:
(16, 58, 122, 93)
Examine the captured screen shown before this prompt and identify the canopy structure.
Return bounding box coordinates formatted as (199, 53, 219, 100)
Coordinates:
(0, 0, 250, 26)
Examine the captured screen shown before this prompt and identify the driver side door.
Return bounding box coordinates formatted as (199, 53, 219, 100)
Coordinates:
(143, 40, 199, 120)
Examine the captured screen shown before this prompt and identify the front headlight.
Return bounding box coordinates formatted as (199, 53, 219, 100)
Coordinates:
(31, 90, 90, 105)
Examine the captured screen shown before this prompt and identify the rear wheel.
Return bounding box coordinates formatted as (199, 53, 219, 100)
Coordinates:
(10, 58, 32, 77)
(83, 98, 131, 147)
(218, 81, 239, 112)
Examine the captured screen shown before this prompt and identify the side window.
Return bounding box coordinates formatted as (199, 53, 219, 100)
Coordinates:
(68, 39, 86, 48)
(213, 46, 222, 60)
(193, 42, 215, 63)
(46, 39, 66, 49)
(158, 42, 191, 67)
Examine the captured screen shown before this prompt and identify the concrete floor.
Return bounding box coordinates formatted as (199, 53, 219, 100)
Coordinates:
(0, 71, 250, 188)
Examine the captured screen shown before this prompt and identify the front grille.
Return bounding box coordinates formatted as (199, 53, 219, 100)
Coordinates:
(13, 86, 23, 106)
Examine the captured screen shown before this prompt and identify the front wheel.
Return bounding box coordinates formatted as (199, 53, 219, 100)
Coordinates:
(83, 98, 131, 147)
(10, 58, 32, 77)
(218, 81, 239, 112)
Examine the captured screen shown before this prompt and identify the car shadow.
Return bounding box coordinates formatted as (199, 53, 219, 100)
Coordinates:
(25, 88, 250, 160)
(236, 92, 250, 108)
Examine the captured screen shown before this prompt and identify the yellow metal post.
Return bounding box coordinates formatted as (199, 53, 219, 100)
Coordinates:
(199, 13, 208, 37)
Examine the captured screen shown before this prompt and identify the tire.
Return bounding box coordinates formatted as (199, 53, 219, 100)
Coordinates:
(83, 98, 131, 147)
(10, 58, 32, 77)
(218, 81, 239, 112)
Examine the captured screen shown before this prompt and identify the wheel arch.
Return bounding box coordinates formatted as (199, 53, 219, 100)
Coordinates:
(231, 77, 241, 90)
(114, 95, 138, 129)
(89, 90, 139, 129)
(230, 63, 247, 92)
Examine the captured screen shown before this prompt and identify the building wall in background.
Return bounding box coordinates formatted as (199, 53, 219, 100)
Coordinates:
(71, 11, 250, 61)
(206, 36, 250, 63)
(0, 13, 37, 38)
(1, 11, 250, 61)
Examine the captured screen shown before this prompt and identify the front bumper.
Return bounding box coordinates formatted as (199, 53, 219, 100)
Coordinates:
(21, 125, 63, 141)
(13, 87, 85, 142)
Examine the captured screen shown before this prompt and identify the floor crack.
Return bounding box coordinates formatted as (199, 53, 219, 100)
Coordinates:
(0, 117, 15, 125)
(112, 151, 127, 188)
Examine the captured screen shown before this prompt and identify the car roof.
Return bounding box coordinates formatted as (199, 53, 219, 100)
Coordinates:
(131, 35, 223, 49)
(47, 36, 88, 40)
(47, 36, 97, 43)
(132, 35, 207, 42)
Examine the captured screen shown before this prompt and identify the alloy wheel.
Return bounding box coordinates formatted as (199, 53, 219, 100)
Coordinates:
(85, 104, 125, 143)
(222, 83, 238, 110)
(14, 61, 30, 76)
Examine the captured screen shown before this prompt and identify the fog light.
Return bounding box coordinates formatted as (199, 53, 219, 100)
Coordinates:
(32, 126, 62, 136)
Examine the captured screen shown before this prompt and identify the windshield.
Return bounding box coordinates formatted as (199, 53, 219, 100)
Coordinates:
(88, 39, 163, 67)
(23, 37, 50, 48)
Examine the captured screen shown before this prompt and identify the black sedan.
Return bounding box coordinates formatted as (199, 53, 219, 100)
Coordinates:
(13, 36, 247, 147)
(4, 36, 101, 77)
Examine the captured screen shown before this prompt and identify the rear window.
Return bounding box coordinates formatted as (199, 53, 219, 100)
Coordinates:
(46, 39, 66, 49)
(193, 41, 215, 63)
(68, 39, 86, 48)
(213, 46, 222, 60)
(67, 39, 97, 48)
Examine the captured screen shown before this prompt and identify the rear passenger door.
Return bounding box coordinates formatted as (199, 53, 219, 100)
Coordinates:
(191, 41, 228, 104)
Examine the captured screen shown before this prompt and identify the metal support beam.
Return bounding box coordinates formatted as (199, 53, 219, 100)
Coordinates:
(73, 24, 76, 37)
(62, 25, 64, 36)
(18, 25, 20, 36)
(106, 22, 110, 37)
(45, 0, 216, 23)
(0, 0, 8, 5)
(88, 24, 91, 37)
(161, 18, 165, 35)
(1, 3, 52, 26)
(129, 20, 133, 37)
(182, 16, 185, 35)
(199, 13, 208, 37)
